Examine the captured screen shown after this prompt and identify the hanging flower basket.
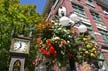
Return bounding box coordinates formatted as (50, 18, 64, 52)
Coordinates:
(34, 22, 99, 68)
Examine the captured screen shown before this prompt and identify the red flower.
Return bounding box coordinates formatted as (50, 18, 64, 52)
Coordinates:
(43, 50, 50, 56)
(49, 46, 55, 54)
(39, 47, 44, 52)
(39, 48, 50, 56)
(46, 39, 51, 43)
(61, 40, 66, 45)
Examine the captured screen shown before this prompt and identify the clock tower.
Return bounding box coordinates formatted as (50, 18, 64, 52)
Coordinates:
(9, 25, 33, 71)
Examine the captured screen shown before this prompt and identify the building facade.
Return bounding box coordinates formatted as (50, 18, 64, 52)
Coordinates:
(46, 0, 108, 70)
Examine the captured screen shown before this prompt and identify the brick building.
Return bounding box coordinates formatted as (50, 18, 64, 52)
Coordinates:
(44, 0, 108, 70)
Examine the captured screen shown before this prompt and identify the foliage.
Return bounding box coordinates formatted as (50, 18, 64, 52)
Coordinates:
(74, 34, 99, 64)
(35, 22, 99, 68)
(0, 0, 43, 70)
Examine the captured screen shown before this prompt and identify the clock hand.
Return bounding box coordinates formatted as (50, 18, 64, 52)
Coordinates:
(19, 42, 22, 48)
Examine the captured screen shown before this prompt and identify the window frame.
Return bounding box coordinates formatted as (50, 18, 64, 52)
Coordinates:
(83, 22, 95, 38)
(72, 3, 86, 16)
(90, 11, 104, 25)
(87, 0, 93, 3)
(99, 29, 108, 42)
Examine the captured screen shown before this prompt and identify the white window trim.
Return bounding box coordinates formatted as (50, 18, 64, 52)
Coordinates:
(101, 49, 108, 53)
(77, 16, 91, 25)
(96, 24, 107, 31)
(86, 1, 95, 8)
(94, 32, 101, 35)
(103, 11, 108, 15)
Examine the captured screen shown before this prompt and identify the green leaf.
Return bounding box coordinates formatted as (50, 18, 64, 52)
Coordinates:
(0, 0, 43, 70)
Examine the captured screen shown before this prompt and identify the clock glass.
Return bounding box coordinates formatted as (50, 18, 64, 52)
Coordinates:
(10, 38, 30, 54)
(14, 41, 26, 52)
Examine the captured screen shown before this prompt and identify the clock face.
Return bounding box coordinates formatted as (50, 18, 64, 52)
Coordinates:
(14, 41, 27, 52)
(10, 38, 30, 54)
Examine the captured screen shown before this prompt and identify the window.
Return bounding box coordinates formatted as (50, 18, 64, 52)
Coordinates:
(88, 0, 93, 3)
(88, 29, 95, 38)
(72, 3, 86, 16)
(101, 5, 108, 16)
(86, 0, 95, 8)
(77, 0, 81, 1)
(103, 0, 108, 5)
(90, 11, 103, 25)
(99, 29, 108, 42)
(98, 53, 107, 71)
(83, 23, 95, 38)
(103, 8, 108, 15)
(91, 11, 100, 21)
(103, 10, 108, 15)
(87, 26, 95, 38)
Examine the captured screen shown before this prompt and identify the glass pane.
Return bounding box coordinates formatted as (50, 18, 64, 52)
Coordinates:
(99, 30, 108, 42)
(72, 4, 85, 16)
(86, 25, 95, 38)
(91, 11, 103, 23)
(88, 0, 93, 2)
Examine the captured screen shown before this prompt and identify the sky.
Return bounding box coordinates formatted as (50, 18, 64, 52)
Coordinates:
(20, 0, 47, 14)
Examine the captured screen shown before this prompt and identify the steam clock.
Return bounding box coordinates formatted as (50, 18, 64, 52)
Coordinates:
(9, 26, 32, 71)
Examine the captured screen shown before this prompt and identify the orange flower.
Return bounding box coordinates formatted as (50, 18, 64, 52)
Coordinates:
(36, 38, 41, 44)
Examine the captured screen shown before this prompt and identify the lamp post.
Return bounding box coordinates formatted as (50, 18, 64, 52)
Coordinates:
(59, 13, 87, 33)
(58, 10, 87, 71)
